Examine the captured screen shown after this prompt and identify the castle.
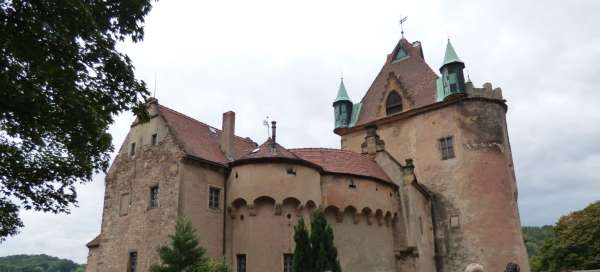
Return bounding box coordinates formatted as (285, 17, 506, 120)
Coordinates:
(85, 36, 529, 272)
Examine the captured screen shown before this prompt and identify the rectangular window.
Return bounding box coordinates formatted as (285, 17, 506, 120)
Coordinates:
(236, 254, 246, 272)
(151, 133, 158, 145)
(283, 254, 293, 272)
(119, 193, 130, 216)
(439, 136, 455, 160)
(128, 251, 137, 272)
(209, 187, 220, 209)
(130, 142, 136, 156)
(149, 186, 159, 208)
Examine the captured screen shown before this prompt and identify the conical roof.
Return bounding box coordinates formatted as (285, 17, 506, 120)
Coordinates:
(334, 78, 351, 103)
(442, 39, 463, 67)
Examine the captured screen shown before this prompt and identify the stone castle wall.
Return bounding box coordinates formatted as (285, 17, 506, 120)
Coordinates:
(340, 97, 529, 272)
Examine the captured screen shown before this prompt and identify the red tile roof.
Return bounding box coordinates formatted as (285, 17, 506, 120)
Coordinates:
(158, 105, 257, 166)
(290, 148, 392, 183)
(238, 139, 300, 161)
(355, 38, 439, 126)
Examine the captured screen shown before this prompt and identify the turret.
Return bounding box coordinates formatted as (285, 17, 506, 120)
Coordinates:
(436, 40, 466, 101)
(333, 78, 353, 129)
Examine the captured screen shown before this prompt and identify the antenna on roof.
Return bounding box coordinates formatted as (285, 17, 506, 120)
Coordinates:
(262, 116, 271, 139)
(399, 16, 408, 38)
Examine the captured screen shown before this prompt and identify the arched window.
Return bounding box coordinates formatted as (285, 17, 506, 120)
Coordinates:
(386, 91, 403, 115)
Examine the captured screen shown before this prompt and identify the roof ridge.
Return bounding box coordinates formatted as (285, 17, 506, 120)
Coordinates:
(158, 105, 256, 144)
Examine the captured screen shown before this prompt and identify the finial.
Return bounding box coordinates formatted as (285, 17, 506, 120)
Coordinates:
(153, 72, 157, 98)
(399, 16, 408, 38)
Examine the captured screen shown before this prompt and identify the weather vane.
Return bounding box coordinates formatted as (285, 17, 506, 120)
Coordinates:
(263, 116, 271, 139)
(399, 16, 408, 38)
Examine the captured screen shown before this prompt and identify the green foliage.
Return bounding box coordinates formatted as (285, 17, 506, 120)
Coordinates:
(532, 201, 600, 272)
(293, 209, 341, 272)
(292, 217, 312, 272)
(0, 254, 84, 272)
(522, 225, 554, 258)
(0, 0, 155, 241)
(151, 218, 231, 272)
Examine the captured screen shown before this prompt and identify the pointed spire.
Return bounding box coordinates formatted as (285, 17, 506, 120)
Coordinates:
(334, 77, 351, 103)
(442, 39, 463, 67)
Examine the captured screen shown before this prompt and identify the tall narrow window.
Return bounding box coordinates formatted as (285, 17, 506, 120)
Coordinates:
(439, 136, 455, 160)
(283, 254, 293, 272)
(209, 187, 221, 209)
(149, 186, 159, 208)
(386, 91, 403, 115)
(119, 193, 130, 216)
(151, 133, 158, 145)
(237, 254, 246, 272)
(130, 142, 136, 156)
(128, 251, 137, 272)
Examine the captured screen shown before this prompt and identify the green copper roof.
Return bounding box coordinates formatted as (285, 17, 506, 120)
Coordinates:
(334, 78, 351, 103)
(442, 40, 463, 67)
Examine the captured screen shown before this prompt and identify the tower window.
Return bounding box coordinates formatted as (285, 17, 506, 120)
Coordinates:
(149, 186, 159, 208)
(237, 254, 246, 272)
(128, 251, 137, 272)
(439, 136, 455, 160)
(394, 46, 408, 61)
(386, 91, 403, 115)
(283, 254, 293, 272)
(209, 186, 221, 209)
(151, 133, 158, 145)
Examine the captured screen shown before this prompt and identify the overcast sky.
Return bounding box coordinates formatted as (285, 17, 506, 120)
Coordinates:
(2, 0, 599, 264)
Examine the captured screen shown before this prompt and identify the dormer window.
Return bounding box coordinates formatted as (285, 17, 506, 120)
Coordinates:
(386, 91, 403, 115)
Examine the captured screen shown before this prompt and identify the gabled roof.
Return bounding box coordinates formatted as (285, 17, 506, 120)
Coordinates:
(354, 38, 438, 126)
(237, 139, 300, 161)
(158, 105, 257, 166)
(290, 148, 392, 183)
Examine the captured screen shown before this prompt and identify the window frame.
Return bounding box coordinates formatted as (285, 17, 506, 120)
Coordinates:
(283, 253, 293, 272)
(130, 142, 136, 157)
(236, 254, 246, 272)
(439, 136, 455, 160)
(208, 186, 221, 210)
(149, 185, 159, 209)
(385, 91, 403, 115)
(128, 251, 138, 272)
(151, 133, 158, 145)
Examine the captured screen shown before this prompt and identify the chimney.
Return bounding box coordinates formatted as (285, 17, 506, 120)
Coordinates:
(271, 121, 277, 145)
(220, 111, 235, 159)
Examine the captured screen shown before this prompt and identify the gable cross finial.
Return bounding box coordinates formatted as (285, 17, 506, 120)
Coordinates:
(399, 16, 408, 38)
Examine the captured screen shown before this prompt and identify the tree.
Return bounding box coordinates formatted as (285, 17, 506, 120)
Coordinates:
(292, 217, 312, 272)
(533, 201, 600, 272)
(293, 209, 342, 272)
(151, 218, 231, 272)
(0, 0, 155, 241)
(151, 219, 210, 272)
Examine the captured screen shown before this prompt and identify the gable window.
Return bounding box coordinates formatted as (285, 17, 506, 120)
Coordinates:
(151, 133, 158, 145)
(394, 46, 408, 61)
(237, 254, 246, 272)
(386, 91, 403, 115)
(130, 142, 136, 156)
(149, 186, 159, 208)
(209, 186, 221, 209)
(128, 251, 137, 272)
(439, 136, 455, 160)
(283, 254, 293, 272)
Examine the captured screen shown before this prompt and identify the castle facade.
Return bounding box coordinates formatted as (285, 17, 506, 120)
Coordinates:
(85, 37, 529, 272)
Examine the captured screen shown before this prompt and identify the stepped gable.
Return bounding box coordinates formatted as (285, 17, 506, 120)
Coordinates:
(157, 105, 257, 166)
(355, 38, 438, 126)
(291, 148, 392, 183)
